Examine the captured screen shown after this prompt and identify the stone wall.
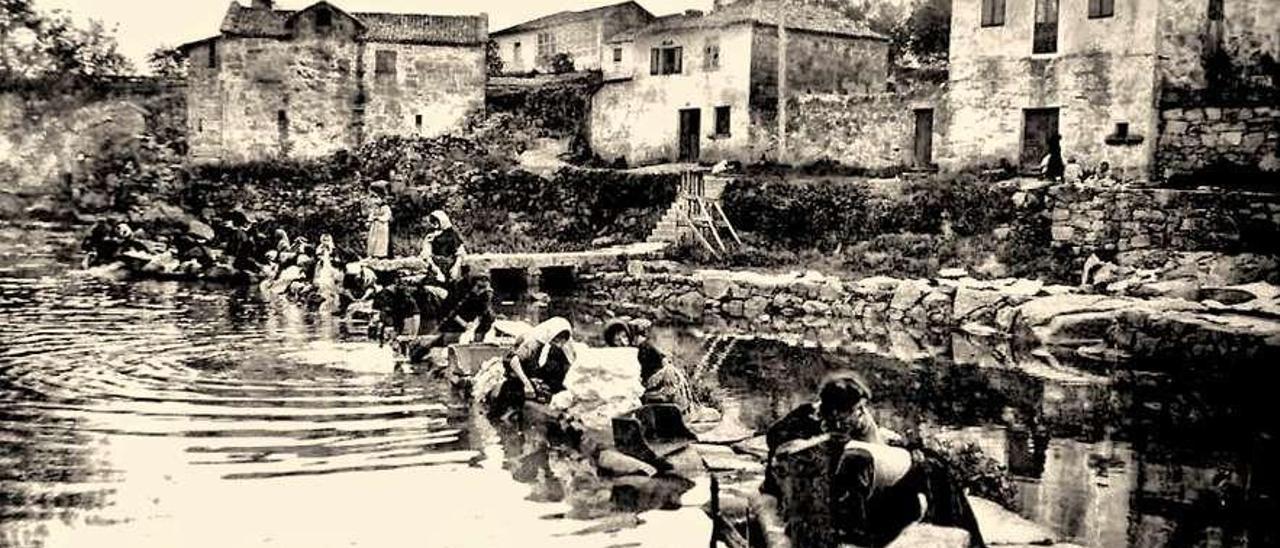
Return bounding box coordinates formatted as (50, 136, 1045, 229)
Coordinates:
(1158, 0, 1279, 94)
(1156, 104, 1280, 178)
(1046, 184, 1280, 254)
(783, 82, 943, 169)
(579, 263, 1280, 367)
(494, 19, 600, 74)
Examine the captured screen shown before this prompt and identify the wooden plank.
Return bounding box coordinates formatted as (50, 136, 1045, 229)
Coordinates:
(713, 202, 743, 246)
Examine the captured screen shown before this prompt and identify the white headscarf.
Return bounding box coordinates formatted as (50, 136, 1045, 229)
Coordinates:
(429, 210, 453, 230)
(532, 317, 573, 367)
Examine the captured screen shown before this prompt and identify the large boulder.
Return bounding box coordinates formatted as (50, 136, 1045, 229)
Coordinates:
(886, 524, 971, 548)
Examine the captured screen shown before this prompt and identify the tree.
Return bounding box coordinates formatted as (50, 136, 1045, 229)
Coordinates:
(549, 52, 574, 74)
(815, 0, 950, 69)
(485, 39, 502, 76)
(148, 45, 186, 79)
(1, 0, 131, 85)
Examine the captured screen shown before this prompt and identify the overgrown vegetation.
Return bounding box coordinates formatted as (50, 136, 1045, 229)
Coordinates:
(674, 169, 1072, 282)
(88, 114, 676, 255)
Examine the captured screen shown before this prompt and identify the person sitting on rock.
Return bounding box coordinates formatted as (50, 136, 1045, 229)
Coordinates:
(491, 317, 576, 416)
(420, 210, 467, 285)
(628, 319, 697, 414)
(761, 371, 985, 548)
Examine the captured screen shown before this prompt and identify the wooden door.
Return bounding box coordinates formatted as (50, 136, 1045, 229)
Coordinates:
(913, 109, 934, 167)
(678, 108, 701, 162)
(1021, 108, 1059, 171)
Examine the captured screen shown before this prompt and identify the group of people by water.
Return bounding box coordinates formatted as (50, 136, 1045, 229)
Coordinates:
(77, 187, 986, 548)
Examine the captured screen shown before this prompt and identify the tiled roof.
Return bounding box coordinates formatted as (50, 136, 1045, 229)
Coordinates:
(626, 0, 886, 41)
(218, 2, 486, 46)
(492, 1, 650, 36)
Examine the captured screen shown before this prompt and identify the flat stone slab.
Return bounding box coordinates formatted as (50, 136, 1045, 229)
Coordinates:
(463, 242, 669, 271)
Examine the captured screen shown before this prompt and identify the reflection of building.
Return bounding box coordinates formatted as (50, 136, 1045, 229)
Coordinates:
(943, 0, 1279, 180)
(178, 0, 487, 163)
(590, 0, 890, 166)
(490, 1, 655, 74)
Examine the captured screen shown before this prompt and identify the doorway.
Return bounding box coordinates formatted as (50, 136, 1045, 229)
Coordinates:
(1021, 108, 1059, 172)
(678, 108, 701, 162)
(913, 108, 934, 167)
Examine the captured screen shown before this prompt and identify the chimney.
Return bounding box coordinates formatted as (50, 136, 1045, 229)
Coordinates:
(251, 0, 275, 10)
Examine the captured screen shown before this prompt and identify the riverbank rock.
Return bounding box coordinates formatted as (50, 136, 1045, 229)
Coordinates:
(598, 449, 658, 477)
(886, 524, 970, 548)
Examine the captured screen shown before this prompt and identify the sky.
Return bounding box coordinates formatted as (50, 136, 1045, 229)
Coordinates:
(35, 0, 714, 73)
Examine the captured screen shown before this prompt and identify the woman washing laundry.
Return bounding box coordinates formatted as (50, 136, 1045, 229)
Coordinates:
(489, 317, 576, 416)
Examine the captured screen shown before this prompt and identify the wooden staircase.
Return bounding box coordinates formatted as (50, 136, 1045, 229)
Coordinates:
(646, 171, 742, 257)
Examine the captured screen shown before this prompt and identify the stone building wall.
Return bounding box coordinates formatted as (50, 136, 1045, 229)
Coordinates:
(360, 42, 485, 140)
(1155, 104, 1280, 178)
(1158, 0, 1280, 93)
(1046, 184, 1280, 254)
(186, 33, 482, 163)
(944, 0, 1162, 179)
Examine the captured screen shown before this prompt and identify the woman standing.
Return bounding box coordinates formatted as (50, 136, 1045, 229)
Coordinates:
(419, 210, 466, 284)
(366, 193, 392, 259)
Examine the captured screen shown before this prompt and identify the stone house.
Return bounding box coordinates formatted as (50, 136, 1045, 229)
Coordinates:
(178, 0, 487, 163)
(589, 0, 891, 166)
(943, 0, 1277, 181)
(491, 1, 654, 75)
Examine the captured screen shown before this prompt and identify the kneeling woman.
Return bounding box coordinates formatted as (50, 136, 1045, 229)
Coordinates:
(491, 317, 576, 416)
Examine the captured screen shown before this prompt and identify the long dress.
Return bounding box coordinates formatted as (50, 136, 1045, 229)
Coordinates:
(366, 204, 392, 258)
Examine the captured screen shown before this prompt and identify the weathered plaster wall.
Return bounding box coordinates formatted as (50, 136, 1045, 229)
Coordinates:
(589, 24, 755, 165)
(1159, 0, 1280, 93)
(1156, 104, 1280, 177)
(944, 0, 1161, 179)
(494, 19, 601, 74)
(1047, 184, 1280, 253)
(748, 27, 891, 163)
(360, 42, 485, 140)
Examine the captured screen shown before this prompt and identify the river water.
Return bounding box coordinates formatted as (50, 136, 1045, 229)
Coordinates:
(0, 222, 1274, 547)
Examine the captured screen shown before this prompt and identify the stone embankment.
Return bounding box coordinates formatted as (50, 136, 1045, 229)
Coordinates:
(582, 260, 1280, 367)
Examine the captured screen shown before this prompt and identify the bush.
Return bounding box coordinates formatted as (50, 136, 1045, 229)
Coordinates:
(721, 177, 871, 250)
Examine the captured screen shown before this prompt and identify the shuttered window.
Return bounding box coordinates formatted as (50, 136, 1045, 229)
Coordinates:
(1088, 0, 1114, 18)
(981, 0, 1005, 27)
(650, 46, 682, 75)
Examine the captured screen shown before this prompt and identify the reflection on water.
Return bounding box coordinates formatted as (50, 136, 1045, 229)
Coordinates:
(705, 337, 1277, 547)
(1, 223, 1275, 547)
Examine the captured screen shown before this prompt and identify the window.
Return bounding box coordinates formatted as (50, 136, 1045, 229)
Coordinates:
(375, 50, 397, 78)
(613, 47, 623, 63)
(1088, 0, 1114, 18)
(513, 42, 522, 58)
(315, 8, 332, 29)
(415, 114, 423, 133)
(649, 46, 682, 75)
(1208, 0, 1223, 21)
(714, 106, 731, 137)
(537, 32, 556, 59)
(207, 41, 218, 68)
(981, 0, 1006, 27)
(704, 39, 720, 71)
(1033, 0, 1059, 54)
